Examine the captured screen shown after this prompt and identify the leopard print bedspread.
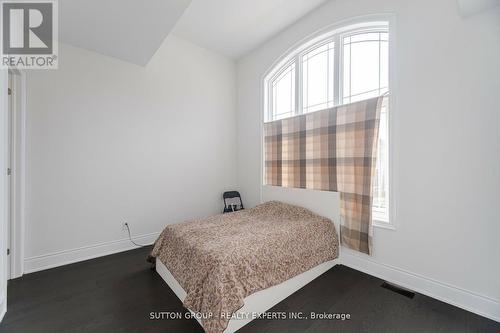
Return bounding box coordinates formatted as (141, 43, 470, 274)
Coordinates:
(150, 201, 339, 333)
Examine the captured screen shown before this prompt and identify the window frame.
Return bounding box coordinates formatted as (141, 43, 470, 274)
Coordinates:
(263, 16, 396, 229)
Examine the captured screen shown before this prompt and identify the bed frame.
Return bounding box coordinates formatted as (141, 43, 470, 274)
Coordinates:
(155, 186, 341, 333)
(156, 258, 337, 332)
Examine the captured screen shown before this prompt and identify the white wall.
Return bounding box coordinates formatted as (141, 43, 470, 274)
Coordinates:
(236, 0, 500, 321)
(24, 35, 237, 271)
(458, 0, 500, 17)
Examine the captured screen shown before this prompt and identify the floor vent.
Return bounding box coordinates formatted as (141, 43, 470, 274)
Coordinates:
(381, 281, 415, 299)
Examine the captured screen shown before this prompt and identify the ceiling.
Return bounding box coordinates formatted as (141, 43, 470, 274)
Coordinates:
(173, 0, 328, 59)
(59, 0, 192, 66)
(59, 0, 327, 65)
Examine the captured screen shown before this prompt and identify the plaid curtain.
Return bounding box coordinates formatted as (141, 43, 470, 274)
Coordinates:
(264, 96, 383, 254)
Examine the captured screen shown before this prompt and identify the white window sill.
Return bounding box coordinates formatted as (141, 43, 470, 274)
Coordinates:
(373, 219, 396, 230)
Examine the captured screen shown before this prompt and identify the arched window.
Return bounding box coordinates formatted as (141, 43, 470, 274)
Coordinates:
(264, 20, 392, 226)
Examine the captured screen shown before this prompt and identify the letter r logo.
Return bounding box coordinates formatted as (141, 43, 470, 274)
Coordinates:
(2, 2, 53, 54)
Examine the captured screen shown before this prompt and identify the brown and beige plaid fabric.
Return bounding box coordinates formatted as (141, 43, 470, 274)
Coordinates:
(264, 96, 383, 254)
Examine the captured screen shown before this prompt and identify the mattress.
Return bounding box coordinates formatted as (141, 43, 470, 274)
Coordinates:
(150, 201, 339, 333)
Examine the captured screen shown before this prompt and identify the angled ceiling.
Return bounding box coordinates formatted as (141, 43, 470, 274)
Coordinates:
(59, 0, 192, 66)
(173, 0, 328, 59)
(58, 0, 328, 65)
(56, 0, 500, 66)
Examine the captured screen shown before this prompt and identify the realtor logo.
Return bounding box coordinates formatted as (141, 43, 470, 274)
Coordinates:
(1, 0, 58, 69)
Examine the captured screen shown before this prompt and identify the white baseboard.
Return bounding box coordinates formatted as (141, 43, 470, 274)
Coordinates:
(18, 235, 500, 324)
(341, 248, 500, 323)
(23, 232, 160, 274)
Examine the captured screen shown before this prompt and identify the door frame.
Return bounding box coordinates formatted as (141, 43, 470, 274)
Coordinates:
(7, 69, 26, 280)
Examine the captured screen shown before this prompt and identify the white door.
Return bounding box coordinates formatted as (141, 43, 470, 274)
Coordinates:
(6, 74, 12, 279)
(3, 71, 25, 281)
(0, 68, 8, 321)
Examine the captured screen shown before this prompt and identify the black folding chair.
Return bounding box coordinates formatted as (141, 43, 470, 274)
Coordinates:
(223, 191, 244, 213)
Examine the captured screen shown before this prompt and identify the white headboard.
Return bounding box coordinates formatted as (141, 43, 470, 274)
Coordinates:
(261, 185, 341, 236)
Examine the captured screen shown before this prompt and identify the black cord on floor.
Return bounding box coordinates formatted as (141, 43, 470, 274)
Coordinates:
(124, 222, 148, 247)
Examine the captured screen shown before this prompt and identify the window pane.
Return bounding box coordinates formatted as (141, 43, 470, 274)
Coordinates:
(380, 38, 389, 89)
(342, 31, 388, 104)
(342, 29, 390, 221)
(342, 39, 350, 104)
(349, 90, 380, 103)
(348, 32, 380, 43)
(272, 63, 295, 120)
(373, 98, 389, 221)
(302, 42, 334, 113)
(350, 40, 379, 95)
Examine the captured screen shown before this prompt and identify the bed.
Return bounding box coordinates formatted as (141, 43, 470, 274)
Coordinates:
(151, 200, 339, 333)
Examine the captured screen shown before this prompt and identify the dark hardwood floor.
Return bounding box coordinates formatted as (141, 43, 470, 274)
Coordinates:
(1, 246, 498, 333)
